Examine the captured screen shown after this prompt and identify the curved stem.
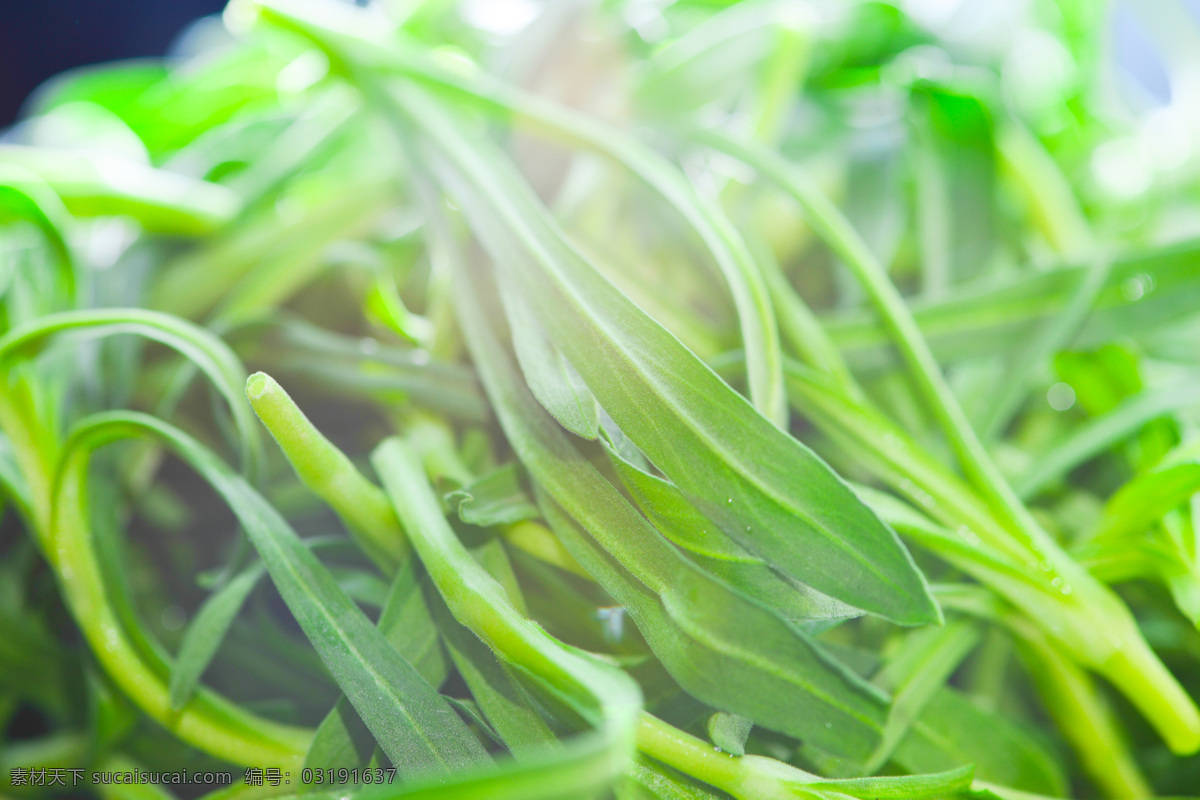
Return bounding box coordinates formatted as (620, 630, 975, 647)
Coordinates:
(246, 371, 406, 573)
(49, 438, 311, 769)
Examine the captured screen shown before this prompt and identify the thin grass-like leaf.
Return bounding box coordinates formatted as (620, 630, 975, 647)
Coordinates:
(371, 436, 641, 797)
(445, 239, 896, 758)
(56, 412, 488, 777)
(865, 620, 981, 773)
(429, 594, 558, 757)
(44, 414, 310, 769)
(394, 85, 936, 626)
(825, 239, 1200, 372)
(169, 564, 264, 711)
(605, 442, 864, 627)
(497, 278, 599, 440)
(1093, 461, 1200, 542)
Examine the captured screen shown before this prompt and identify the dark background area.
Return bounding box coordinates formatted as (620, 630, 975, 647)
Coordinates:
(0, 0, 226, 127)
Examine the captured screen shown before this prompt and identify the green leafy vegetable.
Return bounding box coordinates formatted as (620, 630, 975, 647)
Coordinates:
(7, 0, 1200, 796)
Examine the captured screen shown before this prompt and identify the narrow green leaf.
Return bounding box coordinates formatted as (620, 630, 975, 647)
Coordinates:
(690, 127, 1048, 576)
(59, 412, 488, 777)
(605, 443, 754, 563)
(824, 239, 1200, 373)
(430, 594, 558, 757)
(303, 699, 377, 775)
(394, 85, 936, 626)
(1094, 461, 1200, 542)
(169, 565, 264, 711)
(865, 619, 982, 773)
(815, 764, 974, 799)
(893, 685, 1066, 795)
(539, 489, 887, 761)
(370, 437, 641, 797)
(305, 559, 450, 773)
(498, 277, 599, 439)
(330, 566, 392, 608)
(48, 416, 311, 769)
(377, 560, 449, 687)
(443, 243, 895, 758)
(248, 0, 788, 423)
(606, 441, 863, 626)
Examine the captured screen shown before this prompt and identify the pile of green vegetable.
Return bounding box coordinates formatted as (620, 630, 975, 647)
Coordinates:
(4, 0, 1200, 797)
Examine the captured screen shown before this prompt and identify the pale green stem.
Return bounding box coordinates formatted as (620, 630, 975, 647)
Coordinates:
(936, 588, 1152, 799)
(0, 360, 309, 772)
(746, 6, 812, 147)
(635, 713, 824, 800)
(49, 437, 311, 769)
(996, 125, 1092, 257)
(245, 371, 407, 573)
(1012, 626, 1153, 799)
(0, 381, 55, 535)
